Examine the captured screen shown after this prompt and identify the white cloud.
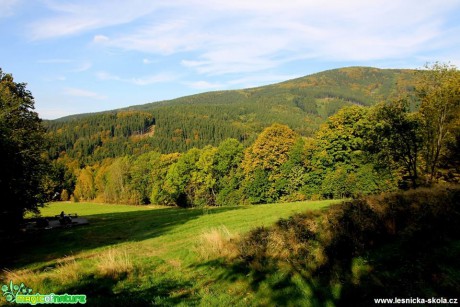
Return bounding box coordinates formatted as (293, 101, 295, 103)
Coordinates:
(28, 1, 168, 40)
(0, 0, 21, 18)
(81, 0, 459, 75)
(98, 19, 208, 55)
(72, 61, 92, 72)
(93, 35, 109, 43)
(96, 71, 178, 85)
(26, 1, 460, 77)
(95, 71, 120, 81)
(143, 58, 155, 64)
(63, 87, 107, 100)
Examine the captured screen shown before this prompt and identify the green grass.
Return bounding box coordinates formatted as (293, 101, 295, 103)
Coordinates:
(28, 202, 159, 218)
(2, 200, 339, 306)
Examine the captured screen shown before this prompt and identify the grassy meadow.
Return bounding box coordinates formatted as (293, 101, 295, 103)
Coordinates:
(2, 200, 338, 306)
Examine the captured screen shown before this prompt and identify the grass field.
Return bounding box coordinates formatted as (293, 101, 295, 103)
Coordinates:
(2, 200, 339, 306)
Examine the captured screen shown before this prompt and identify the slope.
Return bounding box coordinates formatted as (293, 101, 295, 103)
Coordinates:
(45, 66, 414, 164)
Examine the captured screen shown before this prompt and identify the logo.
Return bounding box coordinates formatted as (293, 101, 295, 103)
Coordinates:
(1, 281, 86, 305)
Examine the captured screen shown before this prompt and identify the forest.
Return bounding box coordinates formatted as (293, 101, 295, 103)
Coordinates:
(45, 67, 413, 163)
(42, 64, 460, 207)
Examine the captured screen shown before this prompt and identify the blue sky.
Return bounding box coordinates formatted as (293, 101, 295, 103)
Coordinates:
(1, 0, 460, 119)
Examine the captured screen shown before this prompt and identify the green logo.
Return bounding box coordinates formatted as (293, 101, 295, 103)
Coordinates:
(1, 281, 86, 305)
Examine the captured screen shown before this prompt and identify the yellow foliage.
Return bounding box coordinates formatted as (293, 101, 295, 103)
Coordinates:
(242, 123, 298, 174)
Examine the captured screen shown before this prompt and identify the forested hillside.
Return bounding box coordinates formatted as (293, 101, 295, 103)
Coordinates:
(42, 64, 459, 207)
(45, 67, 413, 164)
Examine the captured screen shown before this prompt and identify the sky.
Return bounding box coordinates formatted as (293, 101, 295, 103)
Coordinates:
(1, 0, 460, 119)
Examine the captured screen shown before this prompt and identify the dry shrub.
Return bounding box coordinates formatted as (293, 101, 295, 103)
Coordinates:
(196, 226, 239, 260)
(266, 231, 290, 259)
(96, 248, 133, 279)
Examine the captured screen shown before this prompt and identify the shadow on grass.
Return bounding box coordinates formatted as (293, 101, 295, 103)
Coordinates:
(1, 206, 242, 269)
(60, 273, 199, 307)
(190, 187, 460, 306)
(193, 235, 460, 306)
(191, 258, 339, 306)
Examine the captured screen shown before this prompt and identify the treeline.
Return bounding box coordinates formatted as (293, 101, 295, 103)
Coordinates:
(45, 64, 459, 206)
(48, 64, 458, 206)
(45, 67, 412, 165)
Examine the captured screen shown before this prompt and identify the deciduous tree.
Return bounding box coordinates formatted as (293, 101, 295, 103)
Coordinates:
(0, 69, 49, 231)
(416, 63, 460, 183)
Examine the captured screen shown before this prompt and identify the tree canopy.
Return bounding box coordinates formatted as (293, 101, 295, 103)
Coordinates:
(0, 69, 49, 231)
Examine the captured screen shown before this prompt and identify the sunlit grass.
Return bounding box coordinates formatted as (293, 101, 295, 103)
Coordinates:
(27, 202, 160, 218)
(4, 199, 340, 305)
(195, 225, 239, 261)
(96, 248, 134, 279)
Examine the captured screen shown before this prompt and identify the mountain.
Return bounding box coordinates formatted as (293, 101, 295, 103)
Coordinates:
(45, 66, 415, 164)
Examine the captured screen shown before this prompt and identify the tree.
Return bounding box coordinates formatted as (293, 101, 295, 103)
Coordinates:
(244, 168, 272, 204)
(0, 69, 49, 231)
(73, 166, 96, 201)
(130, 151, 161, 204)
(150, 153, 180, 205)
(416, 62, 460, 183)
(313, 106, 370, 168)
(214, 138, 244, 178)
(372, 100, 422, 188)
(242, 123, 298, 174)
(42, 159, 77, 201)
(242, 124, 298, 203)
(103, 157, 132, 204)
(191, 145, 218, 206)
(215, 138, 244, 206)
(321, 164, 352, 199)
(309, 105, 398, 198)
(164, 148, 201, 207)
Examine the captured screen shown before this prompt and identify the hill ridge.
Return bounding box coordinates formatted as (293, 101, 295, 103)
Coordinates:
(53, 66, 413, 122)
(45, 66, 415, 163)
